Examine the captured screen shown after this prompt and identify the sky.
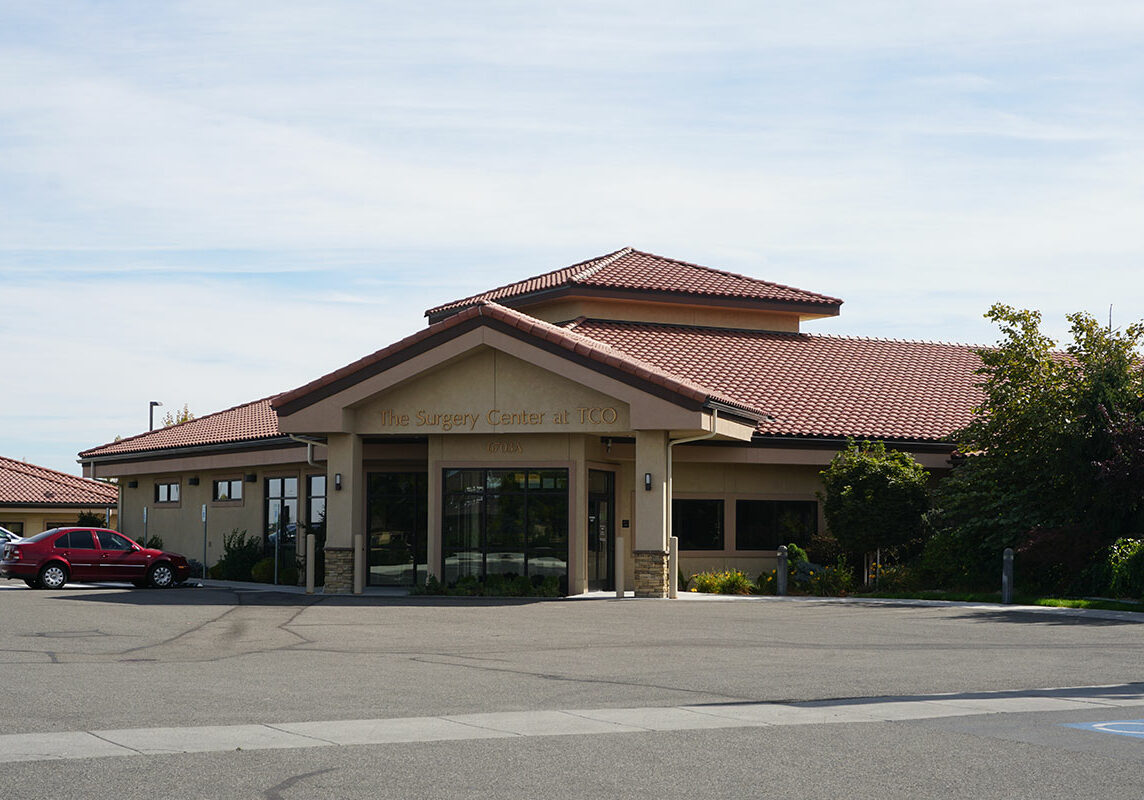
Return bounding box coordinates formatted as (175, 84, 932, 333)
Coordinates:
(2, 1, 1143, 476)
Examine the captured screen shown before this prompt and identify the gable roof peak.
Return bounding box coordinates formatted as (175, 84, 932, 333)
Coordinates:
(425, 247, 842, 321)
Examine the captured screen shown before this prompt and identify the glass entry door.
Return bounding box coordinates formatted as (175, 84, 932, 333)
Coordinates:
(367, 472, 427, 586)
(587, 469, 615, 591)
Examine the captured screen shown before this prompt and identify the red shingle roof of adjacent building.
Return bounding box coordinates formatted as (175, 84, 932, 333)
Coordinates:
(273, 301, 767, 419)
(0, 456, 118, 505)
(425, 247, 843, 321)
(570, 319, 985, 442)
(80, 398, 283, 458)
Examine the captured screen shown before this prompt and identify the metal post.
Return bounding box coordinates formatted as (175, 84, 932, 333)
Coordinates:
(668, 535, 679, 599)
(777, 545, 788, 596)
(1002, 547, 1014, 604)
(615, 536, 624, 598)
(201, 503, 208, 582)
(305, 533, 315, 594)
(143, 506, 148, 548)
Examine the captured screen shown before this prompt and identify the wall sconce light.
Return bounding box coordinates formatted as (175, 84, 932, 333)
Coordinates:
(334, 473, 343, 491)
(245, 473, 257, 483)
(644, 472, 652, 491)
(127, 480, 138, 489)
(188, 477, 199, 486)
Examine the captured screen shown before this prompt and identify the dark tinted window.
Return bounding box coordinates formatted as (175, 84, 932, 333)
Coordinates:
(67, 530, 95, 549)
(53, 531, 71, 548)
(735, 500, 818, 550)
(97, 531, 133, 551)
(672, 499, 724, 550)
(24, 529, 61, 543)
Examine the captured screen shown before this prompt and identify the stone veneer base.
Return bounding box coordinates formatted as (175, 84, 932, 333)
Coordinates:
(633, 550, 669, 598)
(324, 547, 354, 594)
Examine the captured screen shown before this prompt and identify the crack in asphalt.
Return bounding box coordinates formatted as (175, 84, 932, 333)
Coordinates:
(262, 767, 336, 799)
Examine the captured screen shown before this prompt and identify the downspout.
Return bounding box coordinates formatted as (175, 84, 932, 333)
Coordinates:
(287, 434, 325, 467)
(666, 408, 720, 597)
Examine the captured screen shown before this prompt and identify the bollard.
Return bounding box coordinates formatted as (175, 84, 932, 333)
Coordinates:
(668, 536, 679, 599)
(615, 536, 624, 598)
(352, 534, 363, 594)
(1002, 547, 1014, 604)
(305, 533, 316, 594)
(777, 545, 788, 596)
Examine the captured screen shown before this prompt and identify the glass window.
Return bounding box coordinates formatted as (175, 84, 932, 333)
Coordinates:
(69, 530, 95, 549)
(212, 479, 243, 502)
(307, 475, 326, 530)
(367, 472, 426, 587)
(441, 467, 568, 587)
(154, 482, 179, 503)
(0, 522, 24, 536)
(265, 476, 299, 547)
(673, 499, 724, 550)
(735, 500, 818, 551)
(97, 531, 133, 551)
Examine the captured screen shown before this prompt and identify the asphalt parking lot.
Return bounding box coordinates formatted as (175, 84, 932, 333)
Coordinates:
(1, 582, 1142, 798)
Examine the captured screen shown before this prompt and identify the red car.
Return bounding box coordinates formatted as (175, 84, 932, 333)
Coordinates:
(0, 527, 191, 590)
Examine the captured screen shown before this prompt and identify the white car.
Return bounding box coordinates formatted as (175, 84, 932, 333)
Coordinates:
(0, 527, 21, 544)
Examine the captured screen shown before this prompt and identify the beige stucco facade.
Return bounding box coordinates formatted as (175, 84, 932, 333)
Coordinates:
(0, 505, 117, 537)
(85, 320, 953, 596)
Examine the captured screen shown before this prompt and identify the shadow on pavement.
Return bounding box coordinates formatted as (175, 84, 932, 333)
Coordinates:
(47, 584, 557, 608)
(949, 608, 1144, 627)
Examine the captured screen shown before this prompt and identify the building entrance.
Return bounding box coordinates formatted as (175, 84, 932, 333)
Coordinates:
(587, 469, 615, 591)
(366, 472, 427, 586)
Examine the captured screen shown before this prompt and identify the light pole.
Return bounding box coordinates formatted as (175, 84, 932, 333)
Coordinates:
(149, 401, 163, 431)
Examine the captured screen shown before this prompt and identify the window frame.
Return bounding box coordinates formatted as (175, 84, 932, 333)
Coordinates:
(153, 480, 181, 506)
(211, 477, 244, 505)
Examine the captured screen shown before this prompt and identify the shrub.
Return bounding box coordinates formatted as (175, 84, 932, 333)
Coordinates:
(806, 556, 856, 596)
(755, 569, 778, 595)
(143, 535, 164, 550)
(688, 569, 754, 595)
(212, 529, 263, 581)
(784, 542, 810, 567)
(76, 511, 108, 528)
(412, 573, 561, 597)
(251, 557, 275, 583)
(1108, 538, 1144, 599)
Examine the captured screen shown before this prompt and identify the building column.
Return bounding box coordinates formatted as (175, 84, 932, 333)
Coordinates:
(633, 430, 669, 597)
(324, 433, 364, 594)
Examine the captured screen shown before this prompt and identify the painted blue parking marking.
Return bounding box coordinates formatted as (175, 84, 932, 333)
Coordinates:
(1065, 720, 1144, 739)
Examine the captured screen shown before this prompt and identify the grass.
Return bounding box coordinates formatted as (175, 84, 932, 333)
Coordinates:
(853, 589, 1144, 614)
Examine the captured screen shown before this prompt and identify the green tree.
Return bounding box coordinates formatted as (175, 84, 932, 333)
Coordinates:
(926, 304, 1144, 589)
(75, 510, 107, 528)
(819, 440, 930, 556)
(162, 404, 195, 427)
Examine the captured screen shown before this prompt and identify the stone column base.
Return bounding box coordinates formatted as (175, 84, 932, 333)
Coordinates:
(633, 550, 669, 598)
(324, 547, 354, 594)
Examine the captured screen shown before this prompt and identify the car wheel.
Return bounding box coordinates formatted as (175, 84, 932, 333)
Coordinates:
(149, 563, 175, 589)
(23, 578, 39, 589)
(38, 563, 68, 590)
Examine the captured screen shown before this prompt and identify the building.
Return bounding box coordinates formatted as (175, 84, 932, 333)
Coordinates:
(0, 456, 118, 536)
(79, 247, 984, 596)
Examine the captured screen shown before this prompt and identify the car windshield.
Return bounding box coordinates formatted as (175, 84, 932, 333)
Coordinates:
(21, 529, 61, 543)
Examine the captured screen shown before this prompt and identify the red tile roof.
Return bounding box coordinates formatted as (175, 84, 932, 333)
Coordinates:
(273, 301, 767, 419)
(570, 320, 985, 442)
(80, 398, 283, 458)
(0, 457, 118, 506)
(425, 247, 842, 320)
